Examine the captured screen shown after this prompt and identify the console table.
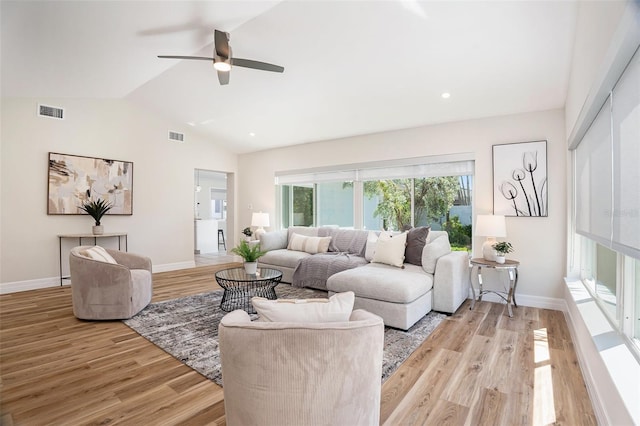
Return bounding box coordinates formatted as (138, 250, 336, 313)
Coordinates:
(57, 233, 128, 285)
(469, 257, 520, 317)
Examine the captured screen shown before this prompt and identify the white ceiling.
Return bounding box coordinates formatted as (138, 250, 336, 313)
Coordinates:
(1, 0, 578, 154)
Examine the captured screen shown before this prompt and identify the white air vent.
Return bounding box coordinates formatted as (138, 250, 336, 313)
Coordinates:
(38, 104, 64, 120)
(168, 131, 185, 143)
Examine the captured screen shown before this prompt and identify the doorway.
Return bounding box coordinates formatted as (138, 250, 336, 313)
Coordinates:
(194, 169, 234, 264)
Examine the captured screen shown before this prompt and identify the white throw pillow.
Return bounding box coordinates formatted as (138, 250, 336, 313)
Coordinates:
(81, 246, 117, 264)
(287, 233, 331, 254)
(421, 234, 452, 274)
(252, 291, 355, 322)
(371, 231, 407, 268)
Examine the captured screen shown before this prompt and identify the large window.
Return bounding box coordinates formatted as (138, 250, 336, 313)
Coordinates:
(571, 45, 640, 351)
(281, 185, 314, 227)
(277, 156, 474, 251)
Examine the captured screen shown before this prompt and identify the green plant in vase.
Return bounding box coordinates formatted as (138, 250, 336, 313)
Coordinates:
(231, 240, 267, 274)
(79, 198, 113, 235)
(491, 241, 514, 264)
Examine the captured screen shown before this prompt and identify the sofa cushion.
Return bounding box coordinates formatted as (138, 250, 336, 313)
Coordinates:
(422, 234, 452, 274)
(404, 226, 430, 266)
(252, 291, 355, 322)
(364, 231, 379, 261)
(327, 263, 433, 304)
(372, 231, 407, 268)
(259, 249, 312, 269)
(287, 226, 319, 244)
(288, 234, 331, 254)
(80, 246, 117, 264)
(260, 229, 288, 251)
(319, 228, 369, 256)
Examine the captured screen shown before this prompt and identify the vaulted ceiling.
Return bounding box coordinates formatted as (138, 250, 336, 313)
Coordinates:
(1, 1, 578, 153)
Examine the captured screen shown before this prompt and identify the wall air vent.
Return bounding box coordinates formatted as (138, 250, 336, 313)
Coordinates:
(38, 104, 64, 120)
(168, 131, 185, 143)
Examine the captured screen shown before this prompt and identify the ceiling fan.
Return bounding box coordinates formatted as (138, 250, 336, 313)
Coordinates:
(158, 29, 284, 85)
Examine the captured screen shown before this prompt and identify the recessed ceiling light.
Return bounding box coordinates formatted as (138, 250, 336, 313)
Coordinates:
(249, 132, 256, 137)
(441, 92, 451, 99)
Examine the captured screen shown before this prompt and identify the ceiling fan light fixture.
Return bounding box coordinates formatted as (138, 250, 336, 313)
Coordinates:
(214, 60, 231, 72)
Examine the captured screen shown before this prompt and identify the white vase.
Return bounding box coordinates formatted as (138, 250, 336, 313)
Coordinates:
(495, 256, 506, 264)
(244, 262, 258, 275)
(92, 225, 104, 235)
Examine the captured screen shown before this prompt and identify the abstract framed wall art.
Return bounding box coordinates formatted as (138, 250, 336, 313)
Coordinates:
(493, 140, 547, 217)
(47, 152, 133, 215)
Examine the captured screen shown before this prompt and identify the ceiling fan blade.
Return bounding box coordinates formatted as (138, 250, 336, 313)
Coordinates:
(217, 70, 230, 85)
(158, 55, 213, 61)
(214, 30, 230, 59)
(231, 58, 284, 73)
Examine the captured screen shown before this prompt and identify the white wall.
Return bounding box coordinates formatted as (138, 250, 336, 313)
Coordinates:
(0, 98, 237, 289)
(565, 0, 627, 138)
(238, 108, 566, 302)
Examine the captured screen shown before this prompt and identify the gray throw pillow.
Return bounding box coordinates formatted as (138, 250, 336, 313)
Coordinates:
(404, 226, 430, 266)
(259, 229, 289, 251)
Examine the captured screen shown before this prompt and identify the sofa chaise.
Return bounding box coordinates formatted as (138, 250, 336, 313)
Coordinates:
(257, 226, 470, 329)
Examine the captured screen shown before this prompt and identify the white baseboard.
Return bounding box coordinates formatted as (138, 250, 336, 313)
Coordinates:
(468, 289, 564, 311)
(152, 260, 196, 273)
(0, 260, 198, 294)
(0, 277, 67, 294)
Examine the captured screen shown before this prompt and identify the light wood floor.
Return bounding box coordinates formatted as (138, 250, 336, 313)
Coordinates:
(0, 264, 596, 425)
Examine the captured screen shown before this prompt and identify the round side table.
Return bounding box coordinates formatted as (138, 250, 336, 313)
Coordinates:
(469, 257, 520, 317)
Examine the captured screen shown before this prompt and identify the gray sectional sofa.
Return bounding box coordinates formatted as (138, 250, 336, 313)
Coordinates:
(257, 226, 470, 330)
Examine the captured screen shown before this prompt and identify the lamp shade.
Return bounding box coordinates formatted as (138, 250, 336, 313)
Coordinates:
(475, 215, 506, 237)
(251, 212, 270, 228)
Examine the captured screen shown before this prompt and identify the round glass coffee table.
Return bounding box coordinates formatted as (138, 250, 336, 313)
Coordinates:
(214, 267, 283, 314)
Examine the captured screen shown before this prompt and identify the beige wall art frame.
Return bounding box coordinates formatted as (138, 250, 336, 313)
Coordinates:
(47, 152, 133, 215)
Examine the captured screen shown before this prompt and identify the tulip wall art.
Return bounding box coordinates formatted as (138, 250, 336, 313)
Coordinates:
(493, 140, 548, 217)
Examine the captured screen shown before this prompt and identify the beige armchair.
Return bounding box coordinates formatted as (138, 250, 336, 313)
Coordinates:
(219, 309, 384, 426)
(69, 246, 153, 320)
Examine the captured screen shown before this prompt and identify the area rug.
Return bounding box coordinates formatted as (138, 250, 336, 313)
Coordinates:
(124, 284, 445, 386)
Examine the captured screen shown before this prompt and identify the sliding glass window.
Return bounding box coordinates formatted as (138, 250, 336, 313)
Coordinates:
(276, 157, 474, 251)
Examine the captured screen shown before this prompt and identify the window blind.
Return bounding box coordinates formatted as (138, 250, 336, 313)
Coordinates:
(275, 158, 474, 185)
(611, 46, 640, 259)
(574, 46, 640, 260)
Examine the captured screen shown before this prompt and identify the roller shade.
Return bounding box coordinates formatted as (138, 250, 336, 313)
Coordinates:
(275, 156, 474, 186)
(574, 46, 640, 260)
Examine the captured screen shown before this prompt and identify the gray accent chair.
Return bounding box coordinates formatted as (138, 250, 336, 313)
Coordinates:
(219, 309, 384, 426)
(69, 246, 153, 320)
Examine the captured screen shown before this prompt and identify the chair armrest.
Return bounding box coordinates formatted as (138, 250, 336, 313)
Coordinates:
(106, 249, 152, 272)
(432, 251, 470, 313)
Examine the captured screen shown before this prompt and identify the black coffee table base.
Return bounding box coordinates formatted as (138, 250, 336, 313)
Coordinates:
(215, 268, 283, 314)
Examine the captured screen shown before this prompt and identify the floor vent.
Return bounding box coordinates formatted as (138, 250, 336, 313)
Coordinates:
(38, 104, 64, 120)
(168, 131, 185, 143)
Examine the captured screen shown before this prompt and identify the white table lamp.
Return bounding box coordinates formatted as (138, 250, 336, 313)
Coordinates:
(475, 215, 506, 261)
(252, 212, 270, 240)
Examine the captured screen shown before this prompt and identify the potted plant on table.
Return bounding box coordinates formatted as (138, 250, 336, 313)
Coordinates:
(79, 198, 113, 235)
(242, 227, 253, 242)
(231, 239, 267, 274)
(492, 241, 514, 264)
